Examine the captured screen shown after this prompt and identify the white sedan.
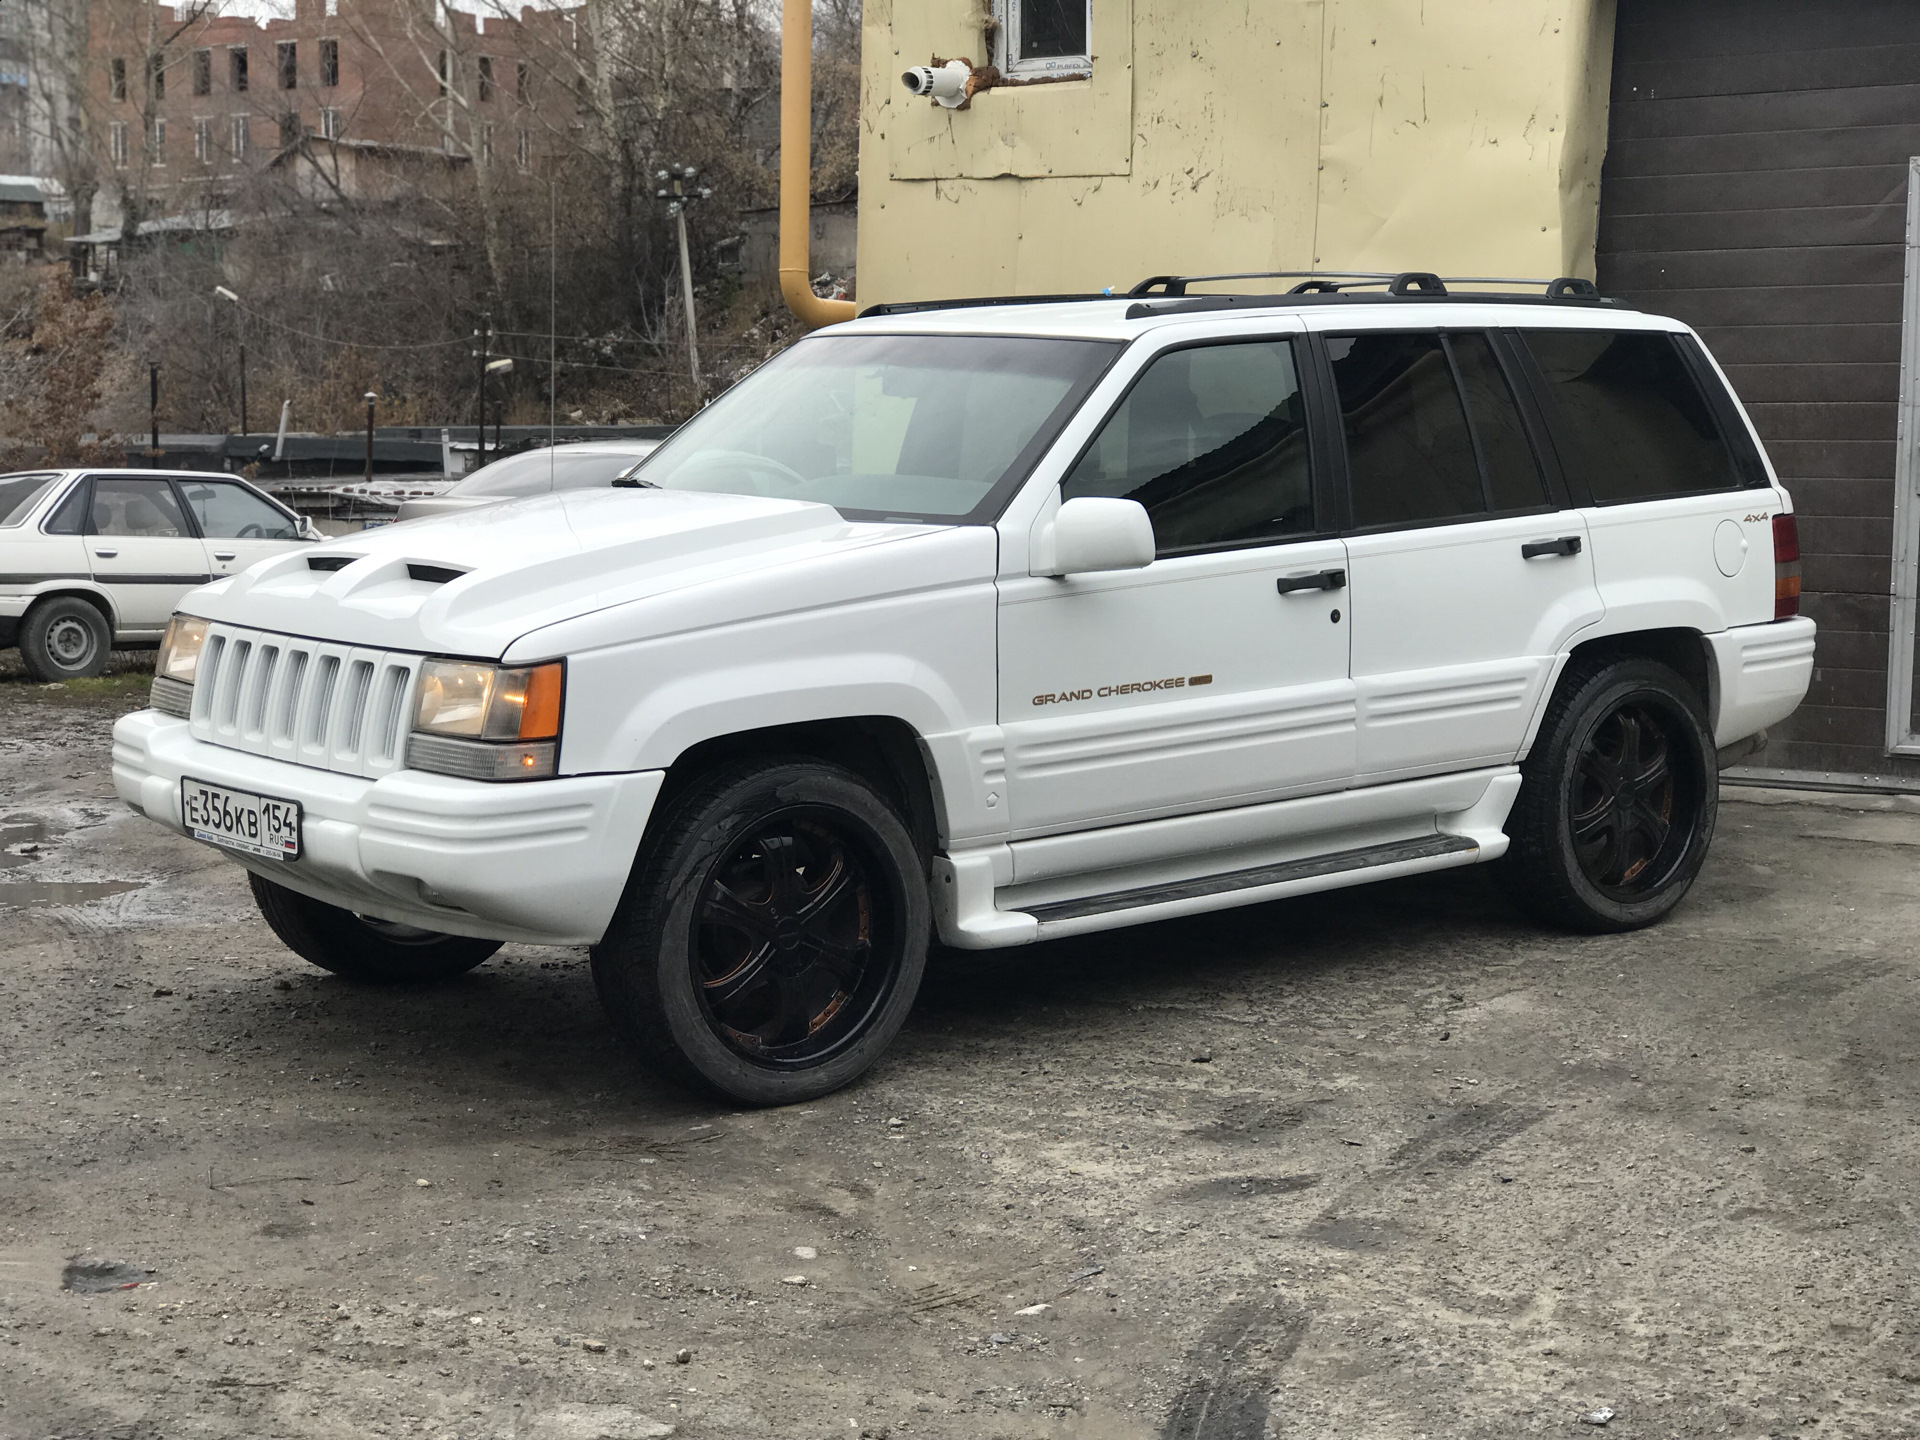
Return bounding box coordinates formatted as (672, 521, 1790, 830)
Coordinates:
(0, 468, 318, 680)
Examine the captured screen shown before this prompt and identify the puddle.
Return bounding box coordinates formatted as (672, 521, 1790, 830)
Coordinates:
(62, 1258, 157, 1292)
(0, 880, 149, 909)
(0, 820, 48, 871)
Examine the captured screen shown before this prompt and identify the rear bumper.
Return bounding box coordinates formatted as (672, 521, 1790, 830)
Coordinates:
(112, 709, 662, 946)
(1707, 615, 1817, 748)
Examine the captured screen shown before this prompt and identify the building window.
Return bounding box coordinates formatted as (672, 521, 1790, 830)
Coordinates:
(149, 51, 166, 99)
(478, 55, 494, 102)
(515, 58, 530, 103)
(276, 41, 296, 89)
(194, 117, 212, 163)
(319, 38, 339, 88)
(192, 47, 211, 95)
(109, 120, 128, 167)
(230, 113, 249, 157)
(230, 47, 248, 91)
(478, 121, 493, 167)
(279, 112, 302, 146)
(436, 49, 448, 97)
(109, 57, 127, 101)
(516, 128, 530, 169)
(148, 116, 166, 164)
(993, 0, 1092, 78)
(320, 106, 340, 140)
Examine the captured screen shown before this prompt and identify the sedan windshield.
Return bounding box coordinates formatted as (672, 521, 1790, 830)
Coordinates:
(633, 334, 1120, 522)
(452, 447, 658, 498)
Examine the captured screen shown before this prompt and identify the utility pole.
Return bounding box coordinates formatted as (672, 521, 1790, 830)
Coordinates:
(653, 165, 713, 398)
(239, 342, 248, 437)
(363, 391, 377, 484)
(148, 363, 161, 468)
(473, 312, 492, 466)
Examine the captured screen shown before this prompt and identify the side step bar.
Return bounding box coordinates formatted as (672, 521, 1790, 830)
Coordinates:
(1024, 833, 1479, 925)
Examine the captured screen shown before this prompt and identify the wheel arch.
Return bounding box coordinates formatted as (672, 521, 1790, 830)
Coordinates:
(652, 715, 944, 870)
(1520, 627, 1714, 760)
(25, 585, 119, 633)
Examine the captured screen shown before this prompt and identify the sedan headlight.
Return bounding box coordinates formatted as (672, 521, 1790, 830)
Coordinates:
(407, 660, 564, 781)
(149, 615, 208, 718)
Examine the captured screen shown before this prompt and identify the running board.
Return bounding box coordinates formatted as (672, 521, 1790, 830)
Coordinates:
(1023, 833, 1479, 925)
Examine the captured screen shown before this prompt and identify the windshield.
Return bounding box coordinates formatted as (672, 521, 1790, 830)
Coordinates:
(452, 447, 657, 498)
(633, 334, 1121, 522)
(0, 473, 60, 527)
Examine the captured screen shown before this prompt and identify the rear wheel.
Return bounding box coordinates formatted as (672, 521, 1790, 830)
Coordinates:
(249, 872, 501, 983)
(591, 759, 929, 1106)
(19, 596, 111, 681)
(1500, 656, 1717, 932)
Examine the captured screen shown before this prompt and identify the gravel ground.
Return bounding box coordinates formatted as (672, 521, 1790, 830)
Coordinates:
(2, 672, 1918, 1440)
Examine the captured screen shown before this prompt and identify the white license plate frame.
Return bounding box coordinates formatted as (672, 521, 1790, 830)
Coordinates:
(181, 777, 302, 861)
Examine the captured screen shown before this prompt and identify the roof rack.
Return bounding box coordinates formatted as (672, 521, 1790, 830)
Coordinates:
(1127, 270, 1600, 299)
(853, 272, 1610, 323)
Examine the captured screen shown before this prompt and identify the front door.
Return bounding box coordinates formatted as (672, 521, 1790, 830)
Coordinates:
(998, 337, 1355, 838)
(1326, 329, 1604, 782)
(174, 476, 308, 577)
(83, 475, 212, 634)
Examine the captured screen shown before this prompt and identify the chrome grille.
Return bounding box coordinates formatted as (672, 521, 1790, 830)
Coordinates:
(191, 623, 423, 779)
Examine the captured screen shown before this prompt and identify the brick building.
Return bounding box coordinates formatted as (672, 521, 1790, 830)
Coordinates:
(86, 0, 584, 226)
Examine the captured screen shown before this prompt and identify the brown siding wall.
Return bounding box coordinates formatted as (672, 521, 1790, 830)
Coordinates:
(1598, 0, 1920, 777)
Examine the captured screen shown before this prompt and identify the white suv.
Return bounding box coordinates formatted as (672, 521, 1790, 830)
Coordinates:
(112, 273, 1816, 1104)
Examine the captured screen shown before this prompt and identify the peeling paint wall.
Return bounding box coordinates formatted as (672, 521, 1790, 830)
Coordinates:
(857, 0, 1616, 305)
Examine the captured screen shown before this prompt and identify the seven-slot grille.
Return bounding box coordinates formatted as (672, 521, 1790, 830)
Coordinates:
(189, 623, 424, 779)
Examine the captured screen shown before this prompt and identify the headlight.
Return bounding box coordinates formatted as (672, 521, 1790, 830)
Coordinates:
(407, 660, 563, 781)
(149, 615, 208, 718)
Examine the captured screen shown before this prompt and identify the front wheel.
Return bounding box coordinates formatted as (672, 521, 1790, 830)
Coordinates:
(591, 759, 929, 1106)
(1500, 656, 1717, 932)
(249, 872, 501, 982)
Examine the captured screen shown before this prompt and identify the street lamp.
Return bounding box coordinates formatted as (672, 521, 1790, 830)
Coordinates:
(363, 391, 378, 484)
(653, 163, 714, 395)
(213, 285, 247, 436)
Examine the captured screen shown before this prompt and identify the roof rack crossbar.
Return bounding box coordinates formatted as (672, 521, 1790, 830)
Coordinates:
(1130, 270, 1600, 299)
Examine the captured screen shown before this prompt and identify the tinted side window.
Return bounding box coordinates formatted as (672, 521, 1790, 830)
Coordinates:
(1329, 332, 1483, 528)
(1522, 330, 1740, 503)
(1062, 339, 1314, 553)
(177, 480, 300, 539)
(90, 478, 190, 537)
(1450, 333, 1548, 512)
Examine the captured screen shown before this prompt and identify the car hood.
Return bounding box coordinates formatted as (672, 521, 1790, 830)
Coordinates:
(184, 488, 961, 657)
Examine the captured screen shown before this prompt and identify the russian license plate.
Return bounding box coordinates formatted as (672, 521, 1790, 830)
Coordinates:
(181, 778, 302, 860)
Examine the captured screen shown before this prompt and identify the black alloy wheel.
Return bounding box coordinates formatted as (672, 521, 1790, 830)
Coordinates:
(1500, 656, 1716, 932)
(248, 872, 502, 983)
(695, 815, 888, 1067)
(1568, 699, 1695, 899)
(592, 759, 929, 1105)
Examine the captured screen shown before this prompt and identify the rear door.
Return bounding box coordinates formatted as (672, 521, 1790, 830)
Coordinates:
(174, 477, 308, 578)
(82, 475, 211, 634)
(1330, 329, 1604, 783)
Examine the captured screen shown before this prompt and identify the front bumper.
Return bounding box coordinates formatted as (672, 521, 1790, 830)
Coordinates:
(113, 710, 663, 946)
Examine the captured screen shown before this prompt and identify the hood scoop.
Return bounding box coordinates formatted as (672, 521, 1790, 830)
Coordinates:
(407, 563, 469, 585)
(308, 554, 359, 572)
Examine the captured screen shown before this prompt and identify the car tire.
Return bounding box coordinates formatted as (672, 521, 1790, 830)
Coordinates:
(591, 758, 930, 1106)
(19, 596, 112, 681)
(1500, 656, 1718, 933)
(248, 872, 502, 983)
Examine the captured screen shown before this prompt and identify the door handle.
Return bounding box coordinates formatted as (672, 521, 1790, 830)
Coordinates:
(213, 552, 237, 561)
(1276, 568, 1346, 594)
(1521, 536, 1582, 559)
(93, 548, 118, 559)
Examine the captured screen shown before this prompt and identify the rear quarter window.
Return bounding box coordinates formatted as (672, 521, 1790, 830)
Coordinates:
(1521, 329, 1749, 504)
(0, 473, 60, 527)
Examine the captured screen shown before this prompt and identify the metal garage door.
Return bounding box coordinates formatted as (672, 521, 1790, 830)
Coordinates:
(1597, 0, 1920, 777)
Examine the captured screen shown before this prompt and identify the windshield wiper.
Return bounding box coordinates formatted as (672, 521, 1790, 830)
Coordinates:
(610, 475, 658, 489)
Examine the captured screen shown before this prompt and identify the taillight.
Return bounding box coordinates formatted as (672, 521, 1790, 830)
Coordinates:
(1773, 512, 1801, 620)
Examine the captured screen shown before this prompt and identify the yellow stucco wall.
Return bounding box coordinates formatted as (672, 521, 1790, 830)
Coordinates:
(854, 0, 1616, 306)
